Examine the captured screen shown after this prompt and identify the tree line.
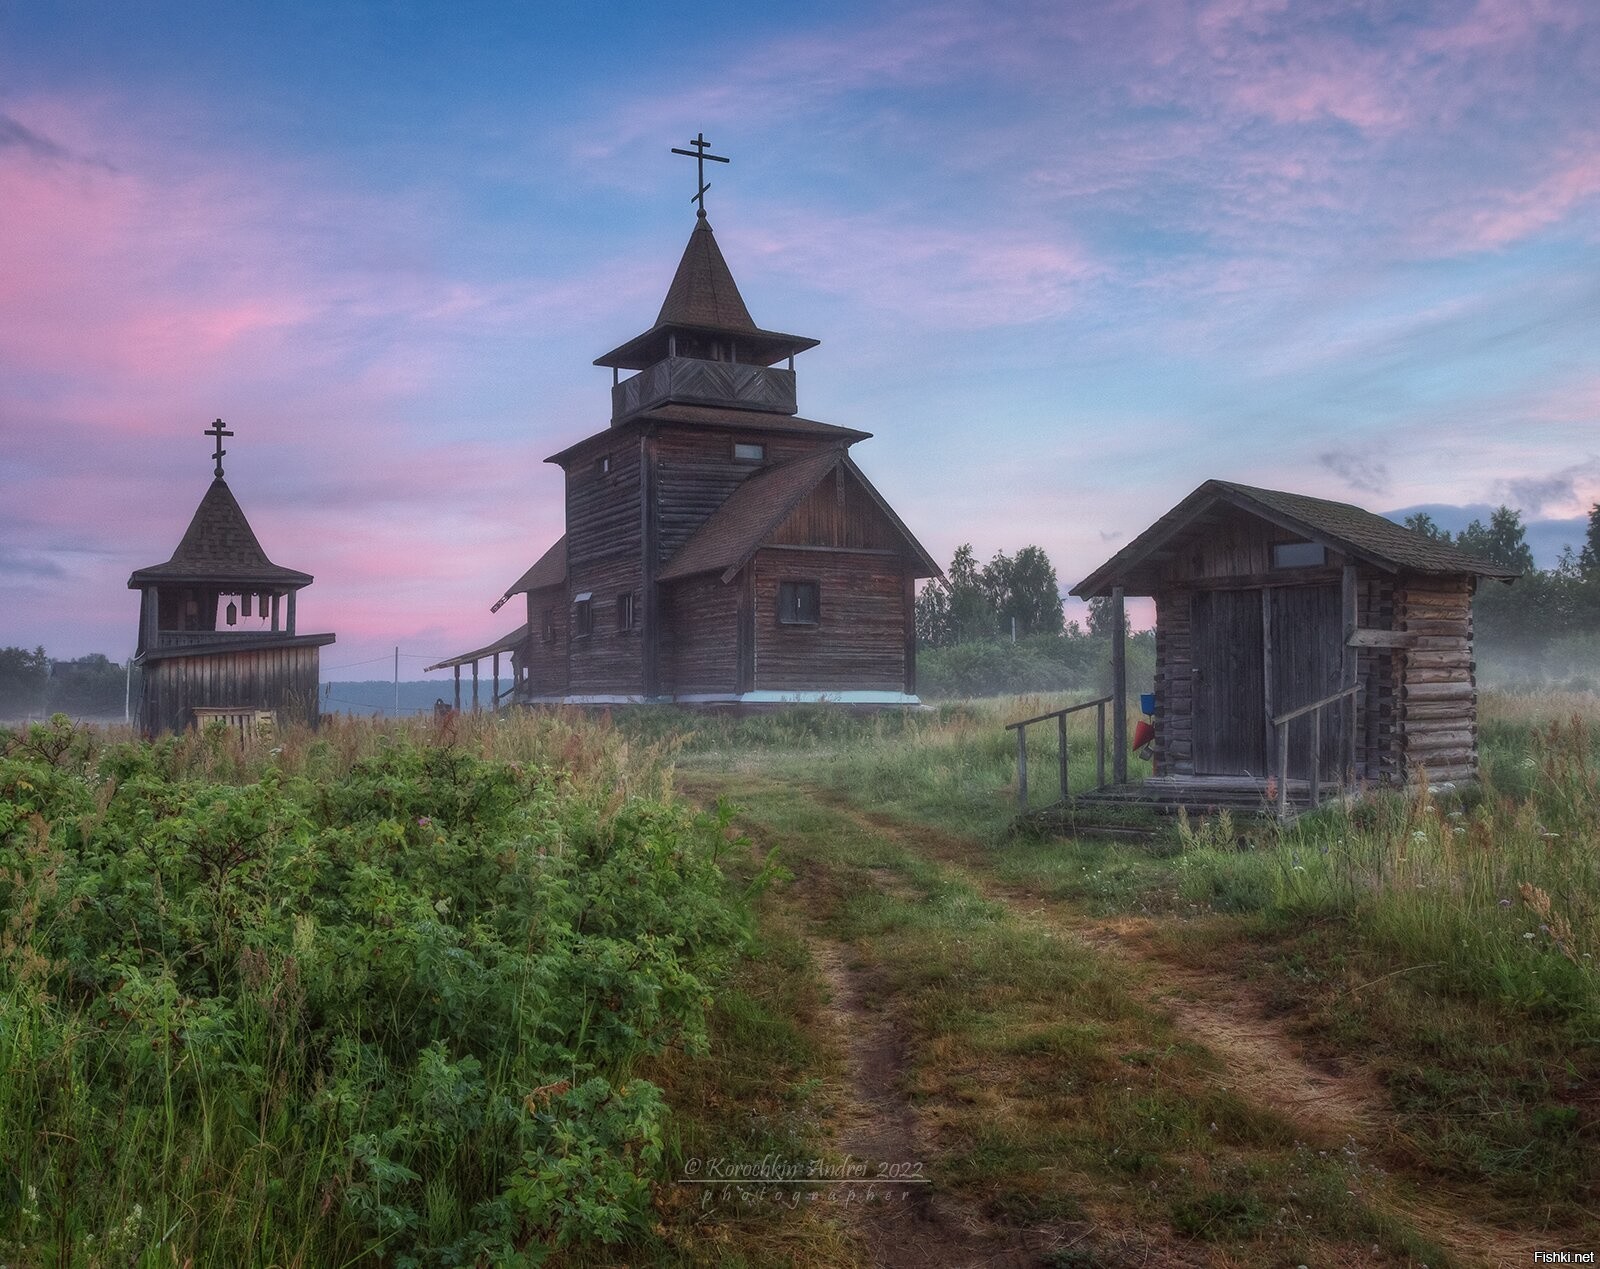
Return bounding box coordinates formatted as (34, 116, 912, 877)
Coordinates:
(0, 647, 131, 720)
(1403, 503, 1600, 685)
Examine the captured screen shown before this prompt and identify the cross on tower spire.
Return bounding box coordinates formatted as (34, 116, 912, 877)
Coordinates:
(205, 417, 234, 478)
(671, 132, 729, 218)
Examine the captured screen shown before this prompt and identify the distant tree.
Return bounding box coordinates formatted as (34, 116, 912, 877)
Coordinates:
(1456, 505, 1535, 574)
(1578, 503, 1600, 580)
(1403, 511, 1452, 542)
(0, 646, 50, 719)
(917, 543, 1065, 647)
(985, 545, 1064, 639)
(49, 654, 127, 717)
(1086, 595, 1129, 641)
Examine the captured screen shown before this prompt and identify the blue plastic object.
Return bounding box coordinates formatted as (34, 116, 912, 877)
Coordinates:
(1140, 692, 1156, 716)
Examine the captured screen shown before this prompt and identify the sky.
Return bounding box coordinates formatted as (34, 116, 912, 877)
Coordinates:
(3, 0, 1597, 677)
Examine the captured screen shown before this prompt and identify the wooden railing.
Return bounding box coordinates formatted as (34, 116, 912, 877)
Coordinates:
(192, 707, 276, 743)
(1005, 695, 1114, 813)
(1271, 683, 1359, 819)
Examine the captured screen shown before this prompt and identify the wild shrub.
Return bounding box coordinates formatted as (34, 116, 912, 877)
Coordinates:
(0, 714, 759, 1266)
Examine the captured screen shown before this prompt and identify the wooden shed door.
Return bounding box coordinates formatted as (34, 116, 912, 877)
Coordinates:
(1267, 584, 1343, 779)
(1191, 590, 1266, 776)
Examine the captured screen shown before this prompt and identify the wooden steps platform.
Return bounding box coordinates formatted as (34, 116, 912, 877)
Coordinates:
(1022, 776, 1353, 827)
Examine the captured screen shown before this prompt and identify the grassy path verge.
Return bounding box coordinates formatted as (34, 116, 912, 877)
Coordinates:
(678, 771, 1504, 1268)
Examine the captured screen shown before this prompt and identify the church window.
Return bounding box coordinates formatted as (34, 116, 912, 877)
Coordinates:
(733, 441, 765, 463)
(596, 455, 612, 476)
(573, 593, 593, 637)
(1271, 542, 1326, 569)
(778, 580, 820, 626)
(618, 592, 637, 632)
(542, 607, 555, 643)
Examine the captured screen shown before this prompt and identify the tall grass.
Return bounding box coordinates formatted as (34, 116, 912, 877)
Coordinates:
(0, 710, 755, 1267)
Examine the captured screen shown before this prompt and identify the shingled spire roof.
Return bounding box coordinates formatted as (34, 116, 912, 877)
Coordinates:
(594, 217, 819, 371)
(127, 477, 313, 588)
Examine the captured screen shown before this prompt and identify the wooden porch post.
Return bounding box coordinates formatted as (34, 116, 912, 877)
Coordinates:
(286, 589, 296, 637)
(1341, 563, 1358, 790)
(492, 652, 500, 705)
(453, 664, 461, 711)
(472, 661, 480, 711)
(1112, 586, 1128, 784)
(1016, 725, 1028, 812)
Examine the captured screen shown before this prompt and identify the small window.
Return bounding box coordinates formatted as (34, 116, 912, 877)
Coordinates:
(732, 441, 765, 463)
(573, 592, 593, 637)
(1271, 542, 1327, 569)
(617, 592, 636, 633)
(541, 607, 555, 643)
(595, 455, 612, 476)
(778, 580, 820, 626)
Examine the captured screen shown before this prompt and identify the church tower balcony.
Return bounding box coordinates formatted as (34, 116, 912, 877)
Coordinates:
(612, 355, 797, 420)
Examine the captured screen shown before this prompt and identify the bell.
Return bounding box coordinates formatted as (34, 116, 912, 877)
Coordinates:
(241, 593, 252, 617)
(226, 602, 238, 626)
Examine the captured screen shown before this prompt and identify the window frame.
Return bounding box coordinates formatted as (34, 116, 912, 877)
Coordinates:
(541, 606, 555, 643)
(1270, 541, 1328, 570)
(572, 592, 594, 638)
(777, 579, 821, 627)
(595, 454, 612, 477)
(731, 440, 766, 464)
(617, 591, 637, 633)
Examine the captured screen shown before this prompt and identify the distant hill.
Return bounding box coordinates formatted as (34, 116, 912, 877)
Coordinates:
(320, 679, 514, 717)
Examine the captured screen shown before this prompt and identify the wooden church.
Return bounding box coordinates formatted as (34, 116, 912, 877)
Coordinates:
(128, 421, 335, 735)
(433, 141, 939, 706)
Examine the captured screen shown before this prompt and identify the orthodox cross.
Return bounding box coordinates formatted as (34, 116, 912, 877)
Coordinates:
(671, 132, 729, 217)
(205, 417, 234, 478)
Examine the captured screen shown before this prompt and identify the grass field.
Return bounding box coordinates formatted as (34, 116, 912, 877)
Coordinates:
(2, 694, 1595, 1266)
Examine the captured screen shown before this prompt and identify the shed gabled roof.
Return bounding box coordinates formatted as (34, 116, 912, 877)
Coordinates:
(594, 217, 819, 370)
(127, 478, 312, 588)
(493, 535, 566, 612)
(660, 449, 940, 583)
(1071, 480, 1521, 598)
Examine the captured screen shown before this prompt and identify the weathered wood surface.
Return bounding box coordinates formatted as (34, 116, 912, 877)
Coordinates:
(660, 574, 737, 694)
(140, 643, 322, 735)
(1395, 575, 1477, 781)
(750, 548, 905, 692)
(521, 582, 569, 698)
(1191, 588, 1265, 775)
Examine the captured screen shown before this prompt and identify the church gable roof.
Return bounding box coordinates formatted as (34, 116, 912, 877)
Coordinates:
(1071, 479, 1520, 598)
(127, 478, 312, 588)
(660, 450, 939, 583)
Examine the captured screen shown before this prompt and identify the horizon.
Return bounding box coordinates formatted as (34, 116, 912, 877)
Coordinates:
(4, 1, 1597, 667)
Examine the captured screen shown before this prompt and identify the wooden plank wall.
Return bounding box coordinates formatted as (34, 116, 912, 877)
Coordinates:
(140, 644, 321, 735)
(768, 468, 901, 550)
(1396, 575, 1477, 784)
(659, 574, 738, 694)
(751, 549, 906, 692)
(565, 435, 644, 696)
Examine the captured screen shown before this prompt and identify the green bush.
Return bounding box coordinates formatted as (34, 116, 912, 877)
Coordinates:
(0, 716, 758, 1266)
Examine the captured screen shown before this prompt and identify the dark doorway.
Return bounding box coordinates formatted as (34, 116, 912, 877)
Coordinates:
(1191, 589, 1265, 776)
(1267, 584, 1343, 779)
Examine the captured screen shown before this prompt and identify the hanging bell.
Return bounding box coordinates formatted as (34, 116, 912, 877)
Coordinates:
(226, 601, 238, 627)
(241, 592, 252, 617)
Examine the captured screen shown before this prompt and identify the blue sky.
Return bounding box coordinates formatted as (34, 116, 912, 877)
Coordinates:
(3, 0, 1597, 673)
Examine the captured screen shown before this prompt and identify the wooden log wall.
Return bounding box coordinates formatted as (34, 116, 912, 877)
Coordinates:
(1153, 590, 1194, 777)
(1355, 572, 1399, 783)
(521, 582, 569, 698)
(1396, 575, 1478, 784)
(139, 644, 321, 735)
(659, 574, 738, 694)
(565, 553, 643, 696)
(751, 548, 905, 692)
(654, 426, 839, 564)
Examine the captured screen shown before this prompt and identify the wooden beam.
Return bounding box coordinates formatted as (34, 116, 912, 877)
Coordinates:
(286, 589, 296, 637)
(472, 661, 479, 711)
(1016, 725, 1028, 813)
(1112, 586, 1128, 784)
(453, 664, 460, 711)
(1342, 564, 1358, 787)
(1347, 628, 1414, 649)
(1261, 588, 1274, 773)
